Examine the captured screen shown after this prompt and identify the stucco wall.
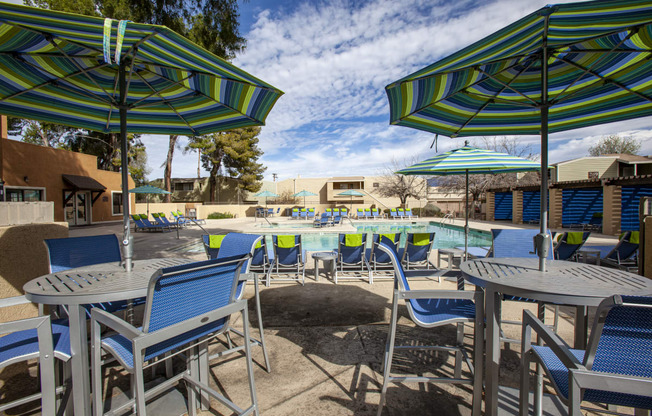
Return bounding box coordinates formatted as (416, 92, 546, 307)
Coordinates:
(0, 201, 54, 225)
(1, 139, 135, 223)
(0, 222, 69, 322)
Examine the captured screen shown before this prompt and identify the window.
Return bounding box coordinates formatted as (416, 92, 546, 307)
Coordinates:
(5, 187, 45, 202)
(112, 192, 123, 215)
(373, 182, 379, 188)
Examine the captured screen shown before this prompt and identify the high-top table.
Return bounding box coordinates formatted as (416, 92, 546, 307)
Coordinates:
(460, 258, 652, 416)
(24, 258, 196, 415)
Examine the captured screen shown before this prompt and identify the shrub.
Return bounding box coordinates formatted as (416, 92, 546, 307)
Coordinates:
(207, 212, 234, 219)
(413, 204, 442, 218)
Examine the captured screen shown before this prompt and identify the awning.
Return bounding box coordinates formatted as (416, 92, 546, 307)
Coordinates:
(62, 174, 106, 191)
(62, 174, 106, 207)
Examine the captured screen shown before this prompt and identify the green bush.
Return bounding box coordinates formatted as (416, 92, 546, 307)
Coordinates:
(413, 204, 442, 218)
(207, 212, 234, 219)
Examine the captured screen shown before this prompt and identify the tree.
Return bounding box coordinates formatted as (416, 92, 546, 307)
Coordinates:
(376, 159, 427, 206)
(8, 118, 72, 147)
(588, 135, 641, 156)
(163, 135, 178, 203)
(197, 127, 265, 202)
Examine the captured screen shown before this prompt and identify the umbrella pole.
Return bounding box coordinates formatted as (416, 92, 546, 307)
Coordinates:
(119, 63, 133, 272)
(465, 169, 469, 261)
(538, 31, 550, 272)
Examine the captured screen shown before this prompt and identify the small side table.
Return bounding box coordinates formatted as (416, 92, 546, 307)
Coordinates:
(578, 245, 613, 265)
(312, 251, 337, 281)
(437, 248, 465, 270)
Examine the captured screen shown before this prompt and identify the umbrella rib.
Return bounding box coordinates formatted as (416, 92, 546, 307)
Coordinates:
(555, 55, 652, 104)
(134, 70, 197, 134)
(475, 59, 540, 105)
(128, 72, 196, 108)
(548, 28, 637, 105)
(454, 63, 537, 136)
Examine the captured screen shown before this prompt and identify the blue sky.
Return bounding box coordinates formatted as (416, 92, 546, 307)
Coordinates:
(10, 0, 652, 181)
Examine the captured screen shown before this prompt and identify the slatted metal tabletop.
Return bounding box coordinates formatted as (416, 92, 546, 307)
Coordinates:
(460, 258, 652, 416)
(461, 258, 651, 306)
(24, 258, 193, 305)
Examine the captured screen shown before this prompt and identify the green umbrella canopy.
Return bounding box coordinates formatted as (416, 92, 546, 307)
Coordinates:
(293, 190, 317, 208)
(128, 185, 171, 194)
(0, 3, 283, 266)
(398, 145, 541, 258)
(386, 0, 652, 271)
(254, 190, 278, 208)
(337, 190, 365, 212)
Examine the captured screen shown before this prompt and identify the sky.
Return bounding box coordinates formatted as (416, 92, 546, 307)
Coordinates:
(8, 0, 652, 181)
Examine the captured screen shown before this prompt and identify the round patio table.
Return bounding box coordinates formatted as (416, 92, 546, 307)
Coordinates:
(460, 257, 652, 416)
(312, 251, 337, 281)
(24, 258, 199, 415)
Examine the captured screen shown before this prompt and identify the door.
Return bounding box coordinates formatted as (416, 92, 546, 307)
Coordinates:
(65, 191, 91, 226)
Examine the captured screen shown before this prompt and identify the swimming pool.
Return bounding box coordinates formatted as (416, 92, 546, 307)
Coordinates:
(179, 221, 492, 254)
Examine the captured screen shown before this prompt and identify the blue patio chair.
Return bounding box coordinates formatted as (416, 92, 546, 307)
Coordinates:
(157, 212, 180, 229)
(554, 231, 590, 261)
(212, 233, 271, 372)
(44, 234, 145, 317)
(333, 208, 340, 217)
(520, 294, 652, 416)
(389, 208, 399, 219)
(91, 257, 258, 416)
(307, 208, 316, 219)
(332, 215, 342, 225)
(151, 212, 163, 224)
(371, 208, 381, 219)
(299, 208, 307, 219)
(171, 210, 191, 226)
(267, 235, 306, 286)
(400, 232, 436, 270)
(267, 207, 274, 217)
(325, 208, 333, 218)
(356, 208, 364, 219)
(376, 240, 483, 416)
(340, 208, 348, 218)
(601, 231, 639, 272)
(313, 212, 333, 228)
(365, 233, 401, 278)
(364, 208, 371, 219)
(405, 208, 418, 218)
(490, 228, 556, 344)
(397, 208, 406, 219)
(132, 214, 168, 232)
(291, 208, 300, 220)
(335, 233, 371, 284)
(0, 296, 71, 415)
(202, 234, 226, 260)
(140, 215, 171, 232)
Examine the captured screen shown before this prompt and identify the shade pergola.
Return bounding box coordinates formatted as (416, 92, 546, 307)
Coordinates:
(0, 3, 283, 268)
(386, 0, 652, 271)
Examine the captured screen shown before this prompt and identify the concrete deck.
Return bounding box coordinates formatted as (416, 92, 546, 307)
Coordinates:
(4, 218, 628, 415)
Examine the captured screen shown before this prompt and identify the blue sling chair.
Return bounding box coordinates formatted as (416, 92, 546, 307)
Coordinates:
(335, 233, 371, 284)
(91, 256, 258, 416)
(0, 296, 71, 415)
(489, 229, 556, 345)
(520, 294, 652, 415)
(267, 235, 306, 286)
(202, 233, 271, 373)
(376, 239, 483, 416)
(554, 231, 590, 261)
(400, 232, 437, 272)
(365, 233, 401, 280)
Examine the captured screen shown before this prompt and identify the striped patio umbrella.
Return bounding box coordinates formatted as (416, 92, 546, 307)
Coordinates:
(386, 0, 652, 271)
(398, 145, 541, 259)
(0, 3, 283, 267)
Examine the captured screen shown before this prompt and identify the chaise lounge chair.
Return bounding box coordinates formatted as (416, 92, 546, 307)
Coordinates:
(267, 235, 306, 286)
(601, 231, 639, 272)
(335, 233, 371, 284)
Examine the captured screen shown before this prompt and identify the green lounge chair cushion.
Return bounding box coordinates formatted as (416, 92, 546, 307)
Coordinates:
(139, 214, 148, 220)
(152, 213, 160, 218)
(277, 235, 296, 248)
(131, 215, 140, 221)
(160, 213, 166, 217)
(255, 240, 262, 249)
(398, 208, 404, 212)
(326, 209, 332, 212)
(592, 212, 603, 218)
(566, 232, 584, 245)
(391, 208, 396, 212)
(309, 208, 314, 212)
(380, 233, 395, 243)
(345, 234, 363, 247)
(412, 233, 430, 246)
(292, 208, 299, 212)
(177, 211, 183, 215)
(209, 235, 226, 248)
(364, 208, 370, 212)
(629, 231, 639, 244)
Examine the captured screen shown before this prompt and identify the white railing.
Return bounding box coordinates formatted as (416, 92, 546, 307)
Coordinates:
(439, 213, 454, 225)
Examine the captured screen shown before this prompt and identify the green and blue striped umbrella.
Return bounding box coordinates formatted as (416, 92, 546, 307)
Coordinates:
(398, 145, 540, 258)
(386, 0, 652, 271)
(0, 3, 282, 266)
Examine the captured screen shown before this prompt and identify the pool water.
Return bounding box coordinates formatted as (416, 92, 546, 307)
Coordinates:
(180, 221, 491, 254)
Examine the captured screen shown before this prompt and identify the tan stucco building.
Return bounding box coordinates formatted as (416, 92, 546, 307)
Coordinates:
(550, 154, 652, 182)
(0, 138, 134, 225)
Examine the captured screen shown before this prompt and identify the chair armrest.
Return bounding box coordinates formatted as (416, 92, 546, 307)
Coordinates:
(0, 314, 50, 336)
(571, 369, 652, 398)
(399, 289, 478, 301)
(522, 309, 582, 370)
(91, 308, 142, 340)
(0, 295, 31, 308)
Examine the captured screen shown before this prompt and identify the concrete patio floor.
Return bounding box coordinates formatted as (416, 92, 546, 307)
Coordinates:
(2, 218, 628, 415)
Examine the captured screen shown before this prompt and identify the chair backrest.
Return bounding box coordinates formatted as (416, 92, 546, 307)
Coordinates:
(333, 215, 342, 225)
(490, 229, 553, 259)
(604, 231, 639, 262)
(216, 233, 262, 299)
(405, 208, 412, 216)
(341, 208, 347, 216)
(372, 209, 379, 217)
(202, 234, 226, 260)
(580, 295, 652, 408)
(159, 213, 173, 226)
(251, 237, 270, 268)
(338, 233, 367, 264)
(371, 233, 401, 264)
(142, 257, 245, 338)
(273, 235, 302, 266)
(555, 231, 590, 260)
(390, 208, 398, 217)
(589, 213, 602, 226)
(132, 214, 145, 227)
(404, 232, 435, 262)
(291, 209, 299, 217)
(377, 239, 412, 291)
(44, 234, 121, 273)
